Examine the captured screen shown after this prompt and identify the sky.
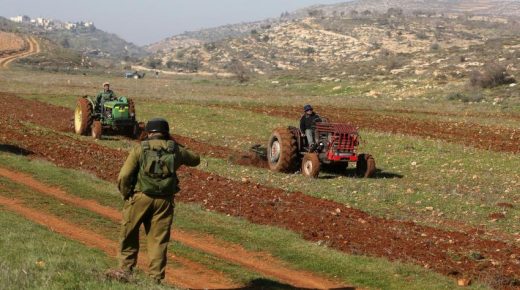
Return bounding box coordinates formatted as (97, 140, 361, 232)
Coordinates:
(0, 0, 347, 45)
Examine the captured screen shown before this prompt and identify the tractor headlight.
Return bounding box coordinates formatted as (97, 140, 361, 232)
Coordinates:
(130, 113, 135, 117)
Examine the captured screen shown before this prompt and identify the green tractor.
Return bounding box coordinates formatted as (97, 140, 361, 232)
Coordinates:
(74, 96, 143, 139)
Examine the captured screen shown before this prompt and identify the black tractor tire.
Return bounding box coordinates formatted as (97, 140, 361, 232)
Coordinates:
(91, 120, 102, 139)
(356, 154, 376, 178)
(74, 97, 93, 135)
(301, 153, 321, 178)
(267, 127, 298, 172)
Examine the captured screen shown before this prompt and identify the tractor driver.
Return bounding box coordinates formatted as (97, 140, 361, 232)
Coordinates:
(299, 104, 322, 149)
(95, 82, 117, 112)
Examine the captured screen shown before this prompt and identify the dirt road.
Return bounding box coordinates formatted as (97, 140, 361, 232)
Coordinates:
(0, 167, 346, 289)
(0, 36, 40, 68)
(0, 195, 237, 289)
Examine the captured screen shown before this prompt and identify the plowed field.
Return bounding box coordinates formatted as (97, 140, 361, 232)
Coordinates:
(1, 92, 519, 288)
(210, 104, 520, 153)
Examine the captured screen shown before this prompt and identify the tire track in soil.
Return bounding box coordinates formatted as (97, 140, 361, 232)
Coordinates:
(208, 103, 520, 154)
(0, 167, 347, 289)
(2, 93, 520, 287)
(0, 36, 40, 68)
(0, 195, 237, 289)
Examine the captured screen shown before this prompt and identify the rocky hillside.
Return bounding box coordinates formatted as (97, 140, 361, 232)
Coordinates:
(144, 10, 520, 86)
(293, 0, 520, 18)
(146, 20, 274, 53)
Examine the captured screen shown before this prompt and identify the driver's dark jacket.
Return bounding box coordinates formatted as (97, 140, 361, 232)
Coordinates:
(299, 113, 322, 132)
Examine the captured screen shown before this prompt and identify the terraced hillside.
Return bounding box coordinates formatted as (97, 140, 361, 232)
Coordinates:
(147, 11, 520, 91)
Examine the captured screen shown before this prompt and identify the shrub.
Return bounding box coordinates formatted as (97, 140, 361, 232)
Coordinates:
(303, 47, 316, 55)
(416, 31, 429, 40)
(146, 58, 162, 69)
(446, 92, 484, 103)
(430, 42, 440, 51)
(228, 59, 250, 83)
(469, 63, 516, 88)
(384, 55, 407, 71)
(204, 42, 217, 52)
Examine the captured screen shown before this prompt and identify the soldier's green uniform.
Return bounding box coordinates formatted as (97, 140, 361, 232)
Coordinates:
(117, 125, 200, 281)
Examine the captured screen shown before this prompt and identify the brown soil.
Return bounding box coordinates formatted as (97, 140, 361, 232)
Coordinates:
(210, 104, 520, 154)
(497, 203, 514, 209)
(228, 152, 268, 168)
(0, 167, 344, 289)
(0, 195, 236, 289)
(489, 213, 507, 220)
(0, 32, 25, 53)
(0, 36, 40, 68)
(1, 92, 520, 287)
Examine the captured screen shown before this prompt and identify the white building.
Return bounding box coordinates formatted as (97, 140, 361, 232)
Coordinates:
(64, 22, 77, 30)
(9, 15, 31, 23)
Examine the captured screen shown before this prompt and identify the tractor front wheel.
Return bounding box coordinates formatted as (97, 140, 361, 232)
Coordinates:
(301, 153, 320, 178)
(74, 98, 93, 135)
(91, 120, 102, 139)
(267, 127, 298, 172)
(356, 154, 376, 178)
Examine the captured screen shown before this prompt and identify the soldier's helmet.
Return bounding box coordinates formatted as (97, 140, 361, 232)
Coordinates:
(103, 82, 110, 87)
(303, 104, 313, 111)
(146, 118, 170, 133)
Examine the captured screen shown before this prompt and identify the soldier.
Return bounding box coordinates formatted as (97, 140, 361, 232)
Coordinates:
(115, 117, 200, 283)
(95, 82, 116, 112)
(299, 104, 322, 149)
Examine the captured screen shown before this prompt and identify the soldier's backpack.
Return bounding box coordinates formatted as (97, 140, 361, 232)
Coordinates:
(137, 140, 180, 196)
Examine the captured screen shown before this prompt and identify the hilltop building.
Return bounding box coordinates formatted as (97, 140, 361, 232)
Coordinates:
(9, 15, 30, 23)
(8, 15, 95, 31)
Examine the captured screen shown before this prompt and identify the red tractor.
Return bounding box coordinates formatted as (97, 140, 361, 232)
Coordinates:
(266, 121, 375, 178)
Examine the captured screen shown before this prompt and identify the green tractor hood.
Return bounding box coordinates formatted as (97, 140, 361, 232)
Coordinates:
(103, 96, 133, 120)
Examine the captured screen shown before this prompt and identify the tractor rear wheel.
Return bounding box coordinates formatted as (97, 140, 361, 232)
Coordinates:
(74, 98, 93, 135)
(128, 99, 136, 119)
(301, 153, 320, 178)
(267, 127, 298, 172)
(356, 154, 376, 178)
(91, 120, 102, 139)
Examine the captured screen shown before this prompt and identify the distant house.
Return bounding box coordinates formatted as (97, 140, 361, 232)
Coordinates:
(65, 22, 77, 30)
(10, 15, 31, 23)
(34, 17, 52, 27)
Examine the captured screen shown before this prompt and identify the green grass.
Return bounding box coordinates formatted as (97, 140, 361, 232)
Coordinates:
(0, 175, 261, 286)
(199, 130, 520, 235)
(0, 151, 491, 289)
(0, 208, 171, 290)
(1, 67, 518, 115)
(6, 80, 520, 237)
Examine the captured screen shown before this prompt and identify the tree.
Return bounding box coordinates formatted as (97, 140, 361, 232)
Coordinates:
(228, 59, 250, 83)
(147, 58, 162, 69)
(60, 37, 70, 48)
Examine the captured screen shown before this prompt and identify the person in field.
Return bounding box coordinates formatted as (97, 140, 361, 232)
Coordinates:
(299, 104, 322, 150)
